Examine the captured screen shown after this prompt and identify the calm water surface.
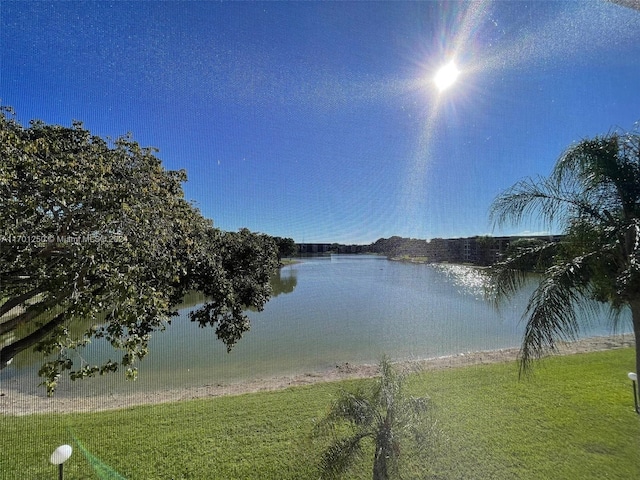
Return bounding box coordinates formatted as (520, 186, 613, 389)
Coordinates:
(4, 255, 630, 397)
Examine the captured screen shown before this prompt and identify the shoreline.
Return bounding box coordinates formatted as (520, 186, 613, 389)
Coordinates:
(1, 334, 634, 416)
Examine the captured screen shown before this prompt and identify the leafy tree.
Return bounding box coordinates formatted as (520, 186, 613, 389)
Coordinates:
(488, 129, 640, 383)
(475, 235, 497, 266)
(315, 356, 437, 480)
(368, 236, 429, 259)
(273, 236, 298, 263)
(0, 108, 279, 394)
(500, 237, 550, 271)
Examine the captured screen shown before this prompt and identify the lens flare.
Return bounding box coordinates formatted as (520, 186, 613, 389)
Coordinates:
(73, 436, 128, 480)
(434, 61, 460, 91)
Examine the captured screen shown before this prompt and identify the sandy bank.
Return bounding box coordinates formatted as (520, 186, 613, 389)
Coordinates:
(1, 334, 634, 416)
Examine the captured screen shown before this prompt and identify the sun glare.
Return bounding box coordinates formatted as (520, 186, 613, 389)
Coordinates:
(434, 61, 460, 92)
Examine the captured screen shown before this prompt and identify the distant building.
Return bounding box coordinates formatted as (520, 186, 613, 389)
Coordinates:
(296, 234, 563, 266)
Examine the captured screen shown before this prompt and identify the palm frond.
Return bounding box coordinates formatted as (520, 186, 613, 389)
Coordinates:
(395, 396, 432, 436)
(489, 176, 570, 230)
(377, 355, 403, 410)
(554, 135, 620, 186)
(319, 433, 370, 480)
(486, 241, 558, 307)
(490, 136, 640, 232)
(519, 255, 598, 375)
(554, 133, 640, 220)
(319, 390, 378, 430)
(615, 219, 640, 299)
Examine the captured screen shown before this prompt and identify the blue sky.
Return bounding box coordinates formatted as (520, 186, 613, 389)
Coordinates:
(2, 1, 639, 244)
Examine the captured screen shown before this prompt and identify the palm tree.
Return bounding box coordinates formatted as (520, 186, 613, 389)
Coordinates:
(488, 129, 640, 387)
(315, 356, 435, 480)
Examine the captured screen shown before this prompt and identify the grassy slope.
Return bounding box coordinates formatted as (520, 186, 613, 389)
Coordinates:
(2, 348, 639, 479)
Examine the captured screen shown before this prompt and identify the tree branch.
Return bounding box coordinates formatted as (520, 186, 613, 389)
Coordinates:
(0, 291, 70, 336)
(0, 286, 43, 317)
(0, 311, 67, 369)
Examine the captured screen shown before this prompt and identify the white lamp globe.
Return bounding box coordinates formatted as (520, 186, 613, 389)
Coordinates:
(50, 445, 72, 465)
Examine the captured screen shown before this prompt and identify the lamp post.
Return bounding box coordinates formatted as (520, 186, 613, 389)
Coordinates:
(628, 372, 639, 414)
(50, 445, 72, 480)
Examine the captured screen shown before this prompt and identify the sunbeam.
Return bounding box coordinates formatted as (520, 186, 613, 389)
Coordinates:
(399, 1, 493, 229)
(474, 1, 640, 75)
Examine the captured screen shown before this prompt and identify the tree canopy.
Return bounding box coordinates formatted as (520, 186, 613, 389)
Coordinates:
(0, 108, 279, 394)
(488, 128, 640, 381)
(273, 236, 298, 262)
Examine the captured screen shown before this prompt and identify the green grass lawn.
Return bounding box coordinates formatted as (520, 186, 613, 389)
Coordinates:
(2, 348, 639, 479)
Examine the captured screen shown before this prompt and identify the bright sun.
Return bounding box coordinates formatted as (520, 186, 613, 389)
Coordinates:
(434, 61, 460, 92)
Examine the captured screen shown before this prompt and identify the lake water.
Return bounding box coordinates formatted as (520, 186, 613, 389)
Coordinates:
(3, 255, 631, 397)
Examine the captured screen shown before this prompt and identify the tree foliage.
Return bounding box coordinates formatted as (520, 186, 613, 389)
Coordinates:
(273, 236, 298, 262)
(488, 128, 640, 380)
(369, 236, 430, 258)
(0, 108, 279, 394)
(314, 356, 437, 480)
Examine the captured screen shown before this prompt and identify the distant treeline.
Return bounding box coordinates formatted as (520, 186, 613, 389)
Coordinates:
(297, 235, 561, 266)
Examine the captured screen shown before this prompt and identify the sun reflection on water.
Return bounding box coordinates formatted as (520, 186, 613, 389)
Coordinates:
(430, 263, 490, 299)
